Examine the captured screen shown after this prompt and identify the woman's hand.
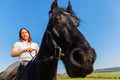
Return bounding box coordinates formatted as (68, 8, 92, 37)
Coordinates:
(24, 47, 34, 53)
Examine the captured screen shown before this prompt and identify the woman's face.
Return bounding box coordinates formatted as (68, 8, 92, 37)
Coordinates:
(21, 29, 30, 41)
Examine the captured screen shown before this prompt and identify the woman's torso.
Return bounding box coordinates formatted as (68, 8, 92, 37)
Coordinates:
(14, 41, 38, 61)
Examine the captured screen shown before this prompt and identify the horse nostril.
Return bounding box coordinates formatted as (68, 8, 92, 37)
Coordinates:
(73, 51, 85, 65)
(70, 48, 86, 67)
(86, 59, 91, 64)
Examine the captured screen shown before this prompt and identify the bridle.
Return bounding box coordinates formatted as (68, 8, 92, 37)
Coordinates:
(46, 31, 65, 59)
(31, 31, 65, 63)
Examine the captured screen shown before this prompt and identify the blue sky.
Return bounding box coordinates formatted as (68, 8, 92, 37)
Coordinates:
(0, 0, 120, 74)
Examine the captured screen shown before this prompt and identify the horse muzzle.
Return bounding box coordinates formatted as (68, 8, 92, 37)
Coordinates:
(67, 47, 96, 78)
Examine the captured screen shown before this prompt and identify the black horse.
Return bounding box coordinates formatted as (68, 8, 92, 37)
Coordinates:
(17, 0, 96, 80)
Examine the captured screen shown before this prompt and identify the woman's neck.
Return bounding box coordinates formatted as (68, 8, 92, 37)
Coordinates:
(24, 40, 31, 45)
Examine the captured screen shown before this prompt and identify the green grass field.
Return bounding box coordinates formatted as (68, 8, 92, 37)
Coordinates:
(57, 72, 120, 80)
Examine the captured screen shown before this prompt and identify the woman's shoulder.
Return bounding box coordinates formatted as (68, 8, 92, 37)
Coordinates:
(13, 41, 23, 46)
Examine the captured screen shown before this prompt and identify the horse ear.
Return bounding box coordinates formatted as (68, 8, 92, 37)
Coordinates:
(51, 0, 58, 10)
(67, 0, 73, 13)
(49, 0, 58, 17)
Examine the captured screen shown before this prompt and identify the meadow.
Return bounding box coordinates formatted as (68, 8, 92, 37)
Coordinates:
(57, 72, 120, 80)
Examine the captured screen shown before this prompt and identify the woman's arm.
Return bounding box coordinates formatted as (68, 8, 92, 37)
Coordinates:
(11, 45, 26, 57)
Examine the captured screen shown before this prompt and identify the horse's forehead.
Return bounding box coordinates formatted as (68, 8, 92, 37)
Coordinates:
(60, 14, 67, 23)
(60, 13, 79, 27)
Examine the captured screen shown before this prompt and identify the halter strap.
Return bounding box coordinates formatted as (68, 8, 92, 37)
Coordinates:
(46, 31, 65, 60)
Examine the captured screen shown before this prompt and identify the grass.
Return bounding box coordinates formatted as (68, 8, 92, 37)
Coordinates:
(57, 72, 120, 80)
(58, 78, 120, 80)
(88, 72, 120, 78)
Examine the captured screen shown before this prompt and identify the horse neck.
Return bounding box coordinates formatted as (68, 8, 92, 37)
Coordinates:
(36, 32, 58, 80)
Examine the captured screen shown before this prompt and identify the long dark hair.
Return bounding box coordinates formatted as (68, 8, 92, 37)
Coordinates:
(19, 27, 32, 42)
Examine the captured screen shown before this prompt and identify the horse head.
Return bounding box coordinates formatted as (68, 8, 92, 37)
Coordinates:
(48, 0, 96, 78)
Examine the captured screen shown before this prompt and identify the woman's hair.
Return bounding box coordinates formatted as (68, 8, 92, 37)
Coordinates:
(19, 27, 32, 42)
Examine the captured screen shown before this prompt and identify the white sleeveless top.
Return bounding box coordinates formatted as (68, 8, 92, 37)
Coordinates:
(13, 41, 39, 61)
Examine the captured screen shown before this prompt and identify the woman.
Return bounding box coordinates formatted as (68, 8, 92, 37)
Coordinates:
(0, 27, 39, 80)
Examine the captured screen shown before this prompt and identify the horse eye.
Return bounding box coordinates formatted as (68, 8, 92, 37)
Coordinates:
(70, 17, 79, 27)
